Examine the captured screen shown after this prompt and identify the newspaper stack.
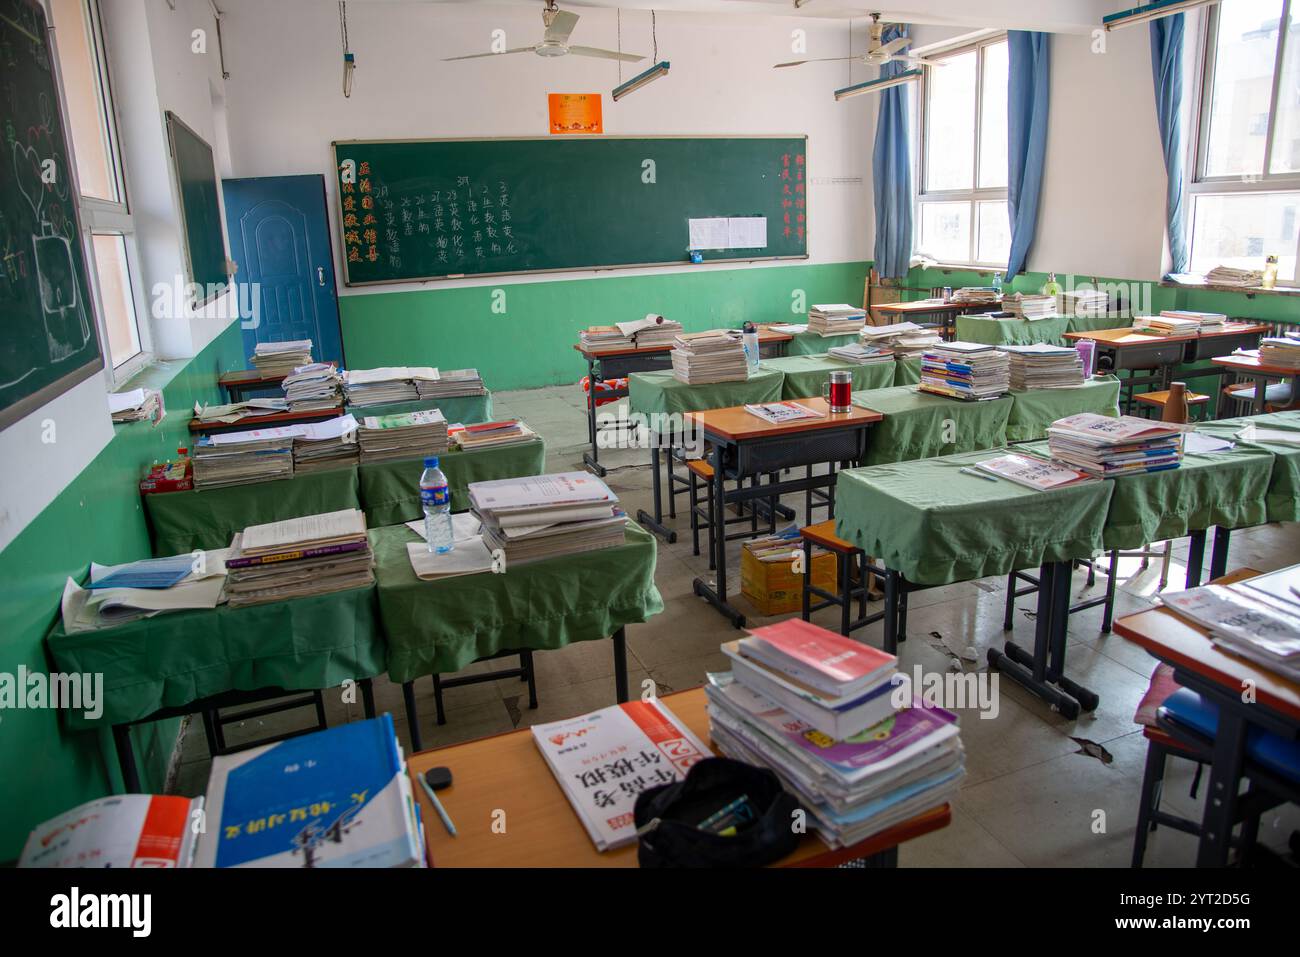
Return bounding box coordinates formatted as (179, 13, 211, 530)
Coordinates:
(918, 342, 1010, 401)
(950, 287, 1000, 306)
(1160, 310, 1226, 333)
(282, 363, 342, 411)
(417, 368, 488, 399)
(470, 471, 626, 566)
(1002, 293, 1057, 320)
(1207, 265, 1262, 288)
(670, 330, 748, 384)
(1058, 288, 1109, 318)
(827, 342, 894, 365)
(450, 419, 539, 451)
(357, 409, 448, 463)
(615, 314, 684, 349)
(808, 303, 867, 336)
(579, 326, 635, 351)
(1004, 343, 1086, 390)
(1047, 413, 1183, 477)
(108, 388, 162, 423)
(860, 321, 943, 357)
(1260, 337, 1300, 369)
(192, 429, 295, 488)
(250, 340, 313, 377)
(224, 509, 374, 608)
(292, 414, 359, 473)
(193, 398, 289, 424)
(342, 367, 436, 407)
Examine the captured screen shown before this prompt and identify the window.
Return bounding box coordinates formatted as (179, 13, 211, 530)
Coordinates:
(50, 0, 149, 376)
(1189, 0, 1300, 284)
(915, 36, 1011, 268)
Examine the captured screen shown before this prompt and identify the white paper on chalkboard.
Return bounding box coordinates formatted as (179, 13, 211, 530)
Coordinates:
(688, 216, 768, 251)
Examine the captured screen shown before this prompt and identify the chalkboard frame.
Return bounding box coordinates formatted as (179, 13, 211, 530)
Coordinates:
(165, 110, 228, 307)
(330, 134, 810, 286)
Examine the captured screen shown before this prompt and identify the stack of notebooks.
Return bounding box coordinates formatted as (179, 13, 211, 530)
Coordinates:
(708, 620, 964, 849)
(1057, 288, 1109, 318)
(282, 363, 342, 411)
(343, 367, 438, 406)
(418, 368, 488, 399)
(808, 303, 867, 336)
(949, 287, 1000, 306)
(250, 340, 313, 377)
(192, 428, 295, 488)
(1156, 310, 1225, 333)
(224, 509, 375, 608)
(1002, 293, 1057, 320)
(292, 414, 359, 472)
(1207, 265, 1262, 288)
(827, 342, 893, 365)
(860, 321, 942, 357)
(670, 330, 748, 384)
(617, 314, 684, 348)
(469, 471, 626, 566)
(357, 409, 448, 463)
(1260, 337, 1300, 369)
(1133, 314, 1201, 337)
(108, 387, 162, 423)
(918, 342, 1010, 401)
(449, 419, 538, 451)
(743, 528, 820, 564)
(1046, 413, 1184, 478)
(579, 326, 636, 351)
(194, 398, 289, 424)
(1004, 343, 1086, 390)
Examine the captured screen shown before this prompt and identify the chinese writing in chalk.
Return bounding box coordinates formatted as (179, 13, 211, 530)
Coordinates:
(779, 151, 806, 243)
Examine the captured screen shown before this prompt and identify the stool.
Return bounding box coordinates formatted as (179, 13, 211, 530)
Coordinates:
(1223, 381, 1293, 415)
(1004, 550, 1121, 636)
(686, 459, 775, 570)
(1134, 388, 1210, 421)
(799, 520, 883, 637)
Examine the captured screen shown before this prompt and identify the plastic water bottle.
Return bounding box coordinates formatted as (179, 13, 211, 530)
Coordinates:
(992, 272, 1003, 296)
(420, 456, 454, 554)
(742, 322, 760, 375)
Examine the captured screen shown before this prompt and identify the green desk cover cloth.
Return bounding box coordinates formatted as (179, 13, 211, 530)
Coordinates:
(1065, 313, 1133, 335)
(1194, 412, 1300, 524)
(955, 315, 1070, 346)
(893, 357, 922, 386)
(833, 449, 1114, 586)
(627, 368, 784, 416)
(347, 393, 493, 426)
(852, 386, 1012, 465)
(373, 522, 664, 683)
(357, 439, 547, 527)
(785, 331, 861, 356)
(1004, 376, 1122, 443)
(760, 354, 895, 399)
(46, 586, 384, 730)
(144, 466, 361, 556)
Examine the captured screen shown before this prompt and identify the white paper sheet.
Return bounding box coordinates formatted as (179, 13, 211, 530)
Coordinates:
(297, 414, 359, 442)
(1184, 432, 1235, 454)
(687, 216, 768, 251)
(406, 537, 494, 580)
(405, 512, 481, 543)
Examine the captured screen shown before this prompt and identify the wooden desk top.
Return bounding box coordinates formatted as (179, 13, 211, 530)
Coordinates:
(407, 687, 951, 868)
(574, 330, 792, 360)
(686, 396, 884, 442)
(188, 405, 344, 433)
(1064, 322, 1268, 347)
(218, 369, 288, 387)
(873, 299, 973, 315)
(1210, 352, 1299, 377)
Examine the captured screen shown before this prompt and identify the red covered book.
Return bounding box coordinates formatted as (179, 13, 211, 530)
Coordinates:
(739, 619, 896, 697)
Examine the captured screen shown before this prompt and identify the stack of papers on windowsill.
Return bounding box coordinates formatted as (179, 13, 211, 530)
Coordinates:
(1206, 265, 1263, 288)
(109, 388, 164, 425)
(60, 549, 231, 633)
(224, 509, 374, 607)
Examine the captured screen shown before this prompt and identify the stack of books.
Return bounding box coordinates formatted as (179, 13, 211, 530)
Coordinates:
(971, 452, 1094, 489)
(1207, 265, 1262, 288)
(192, 428, 295, 488)
(357, 409, 449, 463)
(450, 419, 538, 451)
(108, 387, 162, 424)
(1057, 288, 1109, 317)
(1159, 310, 1225, 333)
(1046, 413, 1184, 477)
(470, 471, 627, 565)
(250, 340, 313, 376)
(292, 414, 359, 473)
(1133, 314, 1201, 337)
(224, 509, 375, 608)
(193, 398, 289, 424)
(614, 314, 684, 348)
(417, 367, 487, 399)
(579, 326, 636, 351)
(808, 303, 867, 336)
(949, 287, 1000, 306)
(827, 342, 893, 365)
(707, 620, 964, 849)
(918, 342, 1010, 400)
(343, 367, 438, 407)
(1002, 293, 1057, 320)
(860, 321, 943, 357)
(1004, 343, 1086, 390)
(670, 330, 748, 384)
(1260, 337, 1300, 369)
(282, 363, 342, 411)
(743, 529, 819, 564)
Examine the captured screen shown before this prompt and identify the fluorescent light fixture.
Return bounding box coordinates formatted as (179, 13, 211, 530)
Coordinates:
(612, 61, 670, 101)
(834, 68, 921, 101)
(1102, 0, 1219, 31)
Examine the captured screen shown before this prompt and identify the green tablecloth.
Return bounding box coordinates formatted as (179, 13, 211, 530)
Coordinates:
(1005, 376, 1122, 443)
(955, 315, 1070, 346)
(372, 522, 664, 683)
(46, 586, 385, 730)
(853, 386, 1012, 465)
(833, 449, 1114, 586)
(760, 354, 896, 400)
(894, 357, 922, 386)
(1065, 313, 1132, 335)
(1195, 412, 1300, 524)
(347, 393, 493, 426)
(144, 467, 361, 556)
(627, 368, 784, 416)
(786, 331, 861, 356)
(357, 439, 547, 527)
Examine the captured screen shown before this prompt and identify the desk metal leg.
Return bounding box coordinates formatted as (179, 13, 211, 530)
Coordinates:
(582, 356, 606, 477)
(1186, 530, 1207, 588)
(360, 678, 376, 719)
(1197, 707, 1247, 867)
(882, 570, 899, 655)
(113, 723, 142, 793)
(613, 628, 629, 703)
(636, 443, 677, 543)
(402, 680, 423, 752)
(1209, 527, 1231, 581)
(1252, 373, 1267, 415)
(692, 446, 747, 628)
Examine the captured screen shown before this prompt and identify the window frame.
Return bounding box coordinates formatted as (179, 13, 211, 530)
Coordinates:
(1188, 0, 1300, 286)
(914, 33, 1011, 270)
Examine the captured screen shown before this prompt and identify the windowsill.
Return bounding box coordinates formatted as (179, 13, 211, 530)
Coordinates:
(1161, 278, 1300, 298)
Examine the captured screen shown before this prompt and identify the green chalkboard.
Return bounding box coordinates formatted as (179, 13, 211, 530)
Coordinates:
(0, 0, 102, 429)
(332, 136, 808, 285)
(166, 111, 228, 301)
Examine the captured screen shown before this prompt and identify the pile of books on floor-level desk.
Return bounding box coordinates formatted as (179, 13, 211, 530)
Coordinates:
(1156, 310, 1226, 333)
(860, 321, 942, 357)
(418, 367, 488, 399)
(918, 342, 1010, 400)
(282, 362, 342, 411)
(1058, 288, 1109, 317)
(59, 550, 230, 633)
(470, 471, 626, 565)
(250, 340, 313, 376)
(225, 508, 375, 608)
(671, 330, 748, 384)
(357, 409, 448, 463)
(707, 620, 964, 849)
(108, 387, 163, 424)
(449, 419, 538, 451)
(292, 414, 359, 472)
(1002, 293, 1057, 320)
(1133, 314, 1201, 337)
(1004, 343, 1086, 389)
(1207, 265, 1262, 288)
(1260, 336, 1300, 369)
(949, 286, 1000, 306)
(193, 427, 296, 488)
(827, 342, 894, 365)
(193, 397, 289, 425)
(808, 303, 867, 336)
(343, 367, 439, 406)
(1046, 412, 1184, 478)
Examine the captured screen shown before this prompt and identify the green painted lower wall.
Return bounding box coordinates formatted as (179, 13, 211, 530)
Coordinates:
(339, 261, 873, 391)
(0, 318, 244, 862)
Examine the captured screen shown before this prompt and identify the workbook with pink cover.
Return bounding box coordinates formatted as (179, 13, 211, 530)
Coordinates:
(740, 619, 896, 697)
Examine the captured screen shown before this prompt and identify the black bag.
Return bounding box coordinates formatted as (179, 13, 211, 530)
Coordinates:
(633, 757, 801, 868)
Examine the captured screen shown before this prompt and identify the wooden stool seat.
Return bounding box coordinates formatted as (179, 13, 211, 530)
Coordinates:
(800, 520, 860, 554)
(685, 459, 714, 481)
(1135, 389, 1209, 408)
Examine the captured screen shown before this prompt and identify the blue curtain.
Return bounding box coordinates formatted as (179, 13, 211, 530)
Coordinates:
(1150, 14, 1188, 275)
(1005, 31, 1050, 280)
(872, 24, 913, 279)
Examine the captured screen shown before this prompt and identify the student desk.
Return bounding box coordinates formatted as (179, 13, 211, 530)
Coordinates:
(780, 330, 862, 356)
(851, 386, 1012, 465)
(759, 353, 896, 399)
(407, 686, 951, 868)
(1210, 352, 1295, 415)
(833, 449, 1114, 716)
(188, 404, 345, 435)
(686, 398, 882, 627)
(1004, 376, 1121, 443)
(893, 356, 922, 386)
(1114, 595, 1300, 867)
(370, 522, 663, 751)
(217, 369, 288, 402)
(954, 314, 1069, 347)
(346, 393, 494, 426)
(1194, 412, 1300, 523)
(872, 299, 988, 341)
(574, 330, 792, 477)
(46, 585, 385, 791)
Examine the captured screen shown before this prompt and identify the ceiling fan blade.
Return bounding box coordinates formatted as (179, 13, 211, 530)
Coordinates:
(568, 45, 644, 62)
(442, 47, 534, 61)
(774, 55, 860, 68)
(879, 36, 910, 56)
(544, 9, 579, 44)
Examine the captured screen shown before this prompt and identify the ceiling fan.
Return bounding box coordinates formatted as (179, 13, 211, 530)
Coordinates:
(774, 13, 943, 70)
(443, 0, 644, 63)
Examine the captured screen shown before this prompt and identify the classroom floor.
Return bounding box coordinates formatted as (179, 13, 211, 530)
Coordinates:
(170, 384, 1300, 867)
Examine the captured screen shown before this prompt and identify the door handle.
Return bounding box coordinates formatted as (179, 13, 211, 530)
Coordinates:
(317, 266, 326, 286)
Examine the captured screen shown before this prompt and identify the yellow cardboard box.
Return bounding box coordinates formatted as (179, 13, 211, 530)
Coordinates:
(741, 547, 838, 617)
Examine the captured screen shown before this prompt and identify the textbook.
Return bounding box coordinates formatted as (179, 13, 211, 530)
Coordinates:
(20, 794, 203, 868)
(744, 401, 824, 423)
(740, 618, 896, 698)
(973, 453, 1095, 490)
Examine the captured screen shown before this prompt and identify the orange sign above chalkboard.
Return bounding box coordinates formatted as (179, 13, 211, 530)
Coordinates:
(548, 94, 603, 135)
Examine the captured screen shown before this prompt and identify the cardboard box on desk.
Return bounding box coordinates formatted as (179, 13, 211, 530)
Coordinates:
(741, 546, 838, 617)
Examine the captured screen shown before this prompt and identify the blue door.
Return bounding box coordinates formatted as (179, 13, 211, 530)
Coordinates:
(222, 174, 344, 367)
